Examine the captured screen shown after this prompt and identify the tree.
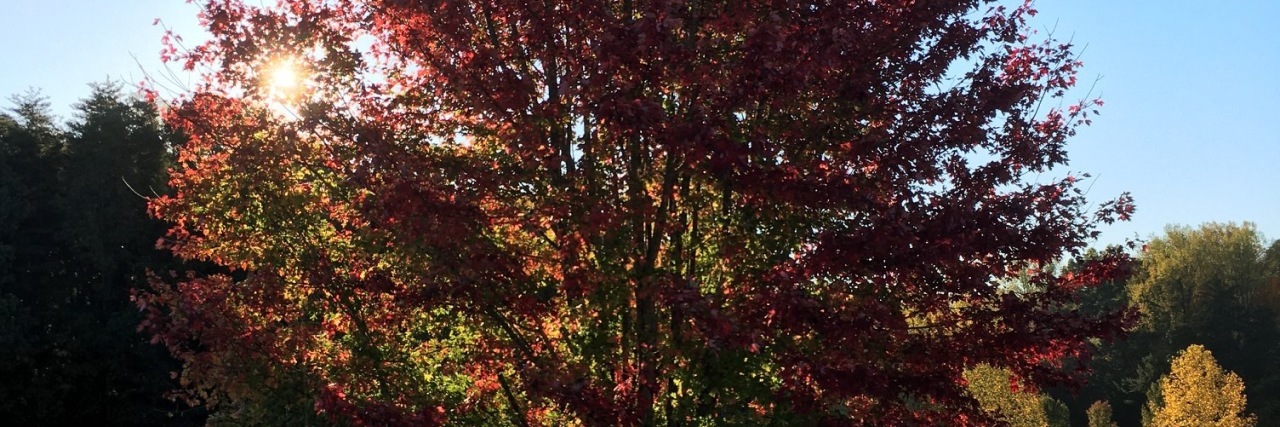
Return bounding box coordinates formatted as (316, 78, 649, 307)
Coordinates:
(1086, 400, 1115, 427)
(1128, 223, 1274, 337)
(138, 0, 1136, 425)
(1125, 222, 1280, 424)
(965, 364, 1072, 427)
(0, 91, 73, 422)
(1045, 399, 1071, 427)
(0, 87, 203, 425)
(50, 82, 202, 424)
(1257, 239, 1280, 313)
(62, 82, 172, 274)
(1145, 345, 1255, 427)
(1051, 248, 1148, 426)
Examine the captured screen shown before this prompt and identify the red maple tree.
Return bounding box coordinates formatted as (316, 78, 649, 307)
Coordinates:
(137, 0, 1136, 425)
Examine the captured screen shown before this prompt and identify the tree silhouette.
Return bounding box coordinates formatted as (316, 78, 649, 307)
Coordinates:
(0, 85, 202, 425)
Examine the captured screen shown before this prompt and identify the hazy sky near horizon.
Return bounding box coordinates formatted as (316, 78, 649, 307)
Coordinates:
(2, 1, 1276, 248)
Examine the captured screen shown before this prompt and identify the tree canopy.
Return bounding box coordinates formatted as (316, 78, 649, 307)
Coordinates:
(1117, 222, 1280, 425)
(965, 364, 1070, 427)
(1086, 400, 1115, 427)
(1128, 223, 1274, 336)
(1145, 344, 1255, 427)
(136, 0, 1135, 425)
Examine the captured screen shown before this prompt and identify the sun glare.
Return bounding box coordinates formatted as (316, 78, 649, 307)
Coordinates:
(262, 57, 309, 118)
(268, 60, 302, 95)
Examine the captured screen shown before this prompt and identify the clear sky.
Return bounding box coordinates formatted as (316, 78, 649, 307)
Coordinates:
(1032, 1, 1280, 246)
(2, 1, 1276, 248)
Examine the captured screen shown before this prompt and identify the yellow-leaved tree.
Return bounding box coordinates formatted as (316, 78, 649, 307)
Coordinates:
(1087, 400, 1116, 427)
(1145, 344, 1255, 427)
(965, 364, 1070, 427)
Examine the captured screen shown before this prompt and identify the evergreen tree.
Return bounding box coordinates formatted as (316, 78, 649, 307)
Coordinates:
(0, 85, 202, 425)
(0, 91, 73, 421)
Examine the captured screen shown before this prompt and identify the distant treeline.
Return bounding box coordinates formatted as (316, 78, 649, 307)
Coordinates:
(0, 83, 204, 425)
(965, 222, 1280, 427)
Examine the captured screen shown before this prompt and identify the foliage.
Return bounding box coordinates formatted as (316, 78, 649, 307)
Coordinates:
(965, 364, 1071, 427)
(1086, 400, 1115, 427)
(1042, 248, 1145, 426)
(1256, 239, 1280, 312)
(1144, 344, 1255, 427)
(1128, 223, 1273, 335)
(138, 0, 1136, 425)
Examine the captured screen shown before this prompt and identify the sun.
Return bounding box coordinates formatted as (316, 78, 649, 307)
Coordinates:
(262, 57, 309, 118)
(267, 59, 302, 96)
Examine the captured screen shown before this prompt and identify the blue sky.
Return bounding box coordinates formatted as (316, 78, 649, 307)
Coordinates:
(2, 1, 1276, 248)
(1032, 1, 1280, 246)
(1, 1, 203, 109)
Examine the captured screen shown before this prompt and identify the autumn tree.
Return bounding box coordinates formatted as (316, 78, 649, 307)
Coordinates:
(1128, 223, 1275, 336)
(138, 0, 1135, 425)
(1086, 400, 1115, 427)
(965, 364, 1071, 427)
(1144, 345, 1255, 427)
(1125, 222, 1280, 424)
